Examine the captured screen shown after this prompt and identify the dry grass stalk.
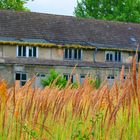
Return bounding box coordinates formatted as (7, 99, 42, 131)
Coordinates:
(0, 57, 140, 139)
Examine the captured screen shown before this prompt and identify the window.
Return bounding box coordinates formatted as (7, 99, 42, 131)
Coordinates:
(17, 46, 26, 57)
(107, 75, 115, 80)
(80, 74, 86, 84)
(37, 73, 45, 78)
(105, 51, 121, 62)
(15, 72, 27, 86)
(107, 75, 115, 86)
(64, 48, 82, 60)
(138, 52, 140, 62)
(35, 73, 46, 87)
(28, 47, 37, 57)
(63, 74, 76, 83)
(17, 46, 38, 57)
(63, 74, 70, 81)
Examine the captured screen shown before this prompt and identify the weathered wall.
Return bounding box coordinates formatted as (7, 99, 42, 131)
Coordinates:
(0, 45, 134, 64)
(2, 45, 16, 58)
(0, 64, 14, 86)
(51, 48, 63, 60)
(0, 63, 130, 87)
(83, 50, 94, 61)
(38, 47, 49, 59)
(95, 51, 105, 62)
(122, 52, 134, 63)
(38, 48, 95, 61)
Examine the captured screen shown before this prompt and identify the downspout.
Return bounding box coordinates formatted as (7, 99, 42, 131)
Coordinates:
(93, 47, 98, 62)
(2, 46, 3, 57)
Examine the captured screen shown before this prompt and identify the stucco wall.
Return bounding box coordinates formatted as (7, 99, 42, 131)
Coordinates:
(38, 47, 48, 59)
(51, 48, 63, 60)
(122, 52, 134, 63)
(2, 45, 16, 58)
(0, 64, 14, 86)
(95, 51, 105, 62)
(0, 63, 130, 87)
(38, 47, 63, 60)
(0, 45, 133, 64)
(83, 50, 94, 62)
(38, 48, 95, 61)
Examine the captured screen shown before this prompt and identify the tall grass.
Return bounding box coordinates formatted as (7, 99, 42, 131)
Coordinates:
(0, 59, 140, 139)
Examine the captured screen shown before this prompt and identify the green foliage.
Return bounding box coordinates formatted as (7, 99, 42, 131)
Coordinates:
(41, 69, 67, 88)
(90, 77, 101, 89)
(95, 77, 101, 89)
(0, 0, 32, 11)
(71, 121, 94, 140)
(74, 0, 140, 23)
(23, 123, 38, 139)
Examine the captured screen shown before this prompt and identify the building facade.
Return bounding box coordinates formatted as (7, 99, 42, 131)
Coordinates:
(0, 10, 139, 86)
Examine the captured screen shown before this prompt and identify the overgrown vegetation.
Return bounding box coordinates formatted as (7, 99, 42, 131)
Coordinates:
(41, 69, 67, 88)
(0, 56, 140, 139)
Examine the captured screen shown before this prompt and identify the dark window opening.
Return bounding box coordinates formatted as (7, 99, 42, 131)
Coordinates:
(106, 53, 109, 61)
(78, 50, 82, 60)
(74, 49, 77, 59)
(22, 74, 27, 80)
(15, 73, 20, 80)
(65, 49, 68, 59)
(33, 47, 36, 57)
(15, 72, 27, 86)
(110, 54, 113, 61)
(138, 52, 140, 62)
(64, 49, 82, 60)
(29, 47, 32, 57)
(64, 74, 69, 81)
(107, 75, 115, 79)
(115, 52, 117, 61)
(118, 52, 121, 62)
(18, 46, 21, 56)
(17, 46, 36, 57)
(23, 46, 26, 56)
(106, 51, 121, 62)
(69, 49, 72, 59)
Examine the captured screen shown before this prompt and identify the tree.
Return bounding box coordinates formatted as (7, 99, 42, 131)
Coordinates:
(0, 0, 32, 11)
(74, 0, 140, 23)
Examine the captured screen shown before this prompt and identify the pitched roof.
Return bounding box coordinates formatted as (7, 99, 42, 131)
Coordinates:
(0, 10, 140, 50)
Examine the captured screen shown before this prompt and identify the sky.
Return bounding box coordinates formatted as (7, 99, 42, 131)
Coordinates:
(25, 0, 77, 16)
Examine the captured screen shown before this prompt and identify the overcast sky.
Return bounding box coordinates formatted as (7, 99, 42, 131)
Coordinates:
(25, 0, 77, 16)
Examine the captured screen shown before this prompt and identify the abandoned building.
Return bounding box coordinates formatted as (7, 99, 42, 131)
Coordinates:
(0, 10, 139, 86)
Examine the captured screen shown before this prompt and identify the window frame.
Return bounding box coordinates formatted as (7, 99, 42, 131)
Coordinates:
(15, 72, 28, 86)
(105, 51, 122, 62)
(63, 73, 76, 83)
(80, 74, 86, 84)
(64, 48, 83, 60)
(17, 46, 38, 58)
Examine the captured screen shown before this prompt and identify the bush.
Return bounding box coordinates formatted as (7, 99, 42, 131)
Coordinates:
(41, 69, 67, 88)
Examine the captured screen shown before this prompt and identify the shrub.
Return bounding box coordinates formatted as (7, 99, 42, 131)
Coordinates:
(41, 69, 67, 88)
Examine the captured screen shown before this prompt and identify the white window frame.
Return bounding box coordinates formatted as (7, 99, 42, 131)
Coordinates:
(15, 72, 28, 86)
(64, 48, 83, 60)
(105, 51, 114, 61)
(17, 46, 38, 58)
(105, 51, 122, 62)
(80, 74, 86, 84)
